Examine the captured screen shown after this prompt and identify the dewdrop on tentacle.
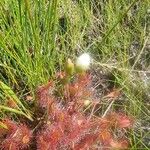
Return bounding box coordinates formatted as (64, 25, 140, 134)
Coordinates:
(84, 100, 91, 106)
(76, 53, 91, 72)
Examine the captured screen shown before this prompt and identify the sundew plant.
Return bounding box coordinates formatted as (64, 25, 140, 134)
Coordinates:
(0, 54, 134, 150)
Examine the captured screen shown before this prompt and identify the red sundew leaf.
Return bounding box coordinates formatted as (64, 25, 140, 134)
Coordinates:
(22, 135, 30, 145)
(66, 83, 91, 103)
(110, 139, 129, 149)
(77, 73, 91, 85)
(37, 136, 51, 150)
(107, 112, 133, 128)
(64, 121, 99, 149)
(55, 110, 67, 122)
(66, 127, 84, 142)
(64, 84, 79, 102)
(49, 103, 71, 123)
(37, 123, 64, 149)
(116, 114, 133, 128)
(105, 113, 119, 127)
(40, 106, 100, 149)
(99, 118, 111, 129)
(106, 112, 133, 128)
(0, 119, 32, 149)
(1, 119, 18, 135)
(63, 73, 92, 104)
(48, 124, 64, 141)
(16, 124, 32, 149)
(99, 130, 112, 145)
(1, 139, 19, 150)
(73, 134, 98, 150)
(36, 81, 54, 108)
(119, 139, 129, 149)
(71, 113, 86, 126)
(67, 83, 81, 99)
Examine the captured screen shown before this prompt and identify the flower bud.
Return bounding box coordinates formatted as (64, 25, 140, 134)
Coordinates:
(76, 53, 91, 73)
(65, 58, 74, 75)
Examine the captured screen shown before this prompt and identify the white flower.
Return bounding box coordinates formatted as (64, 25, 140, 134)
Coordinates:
(76, 53, 91, 71)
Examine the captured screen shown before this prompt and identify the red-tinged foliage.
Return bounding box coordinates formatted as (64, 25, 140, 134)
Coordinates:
(1, 138, 19, 150)
(64, 83, 91, 101)
(37, 124, 64, 150)
(99, 118, 111, 129)
(106, 112, 133, 128)
(99, 130, 112, 146)
(77, 73, 91, 86)
(0, 69, 134, 150)
(36, 81, 54, 108)
(15, 124, 32, 149)
(37, 108, 98, 150)
(63, 74, 92, 106)
(0, 120, 32, 150)
(115, 113, 133, 128)
(109, 139, 129, 149)
(73, 134, 98, 150)
(35, 72, 133, 150)
(1, 119, 18, 135)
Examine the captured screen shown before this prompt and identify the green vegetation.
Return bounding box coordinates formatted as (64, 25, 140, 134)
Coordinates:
(0, 0, 150, 149)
